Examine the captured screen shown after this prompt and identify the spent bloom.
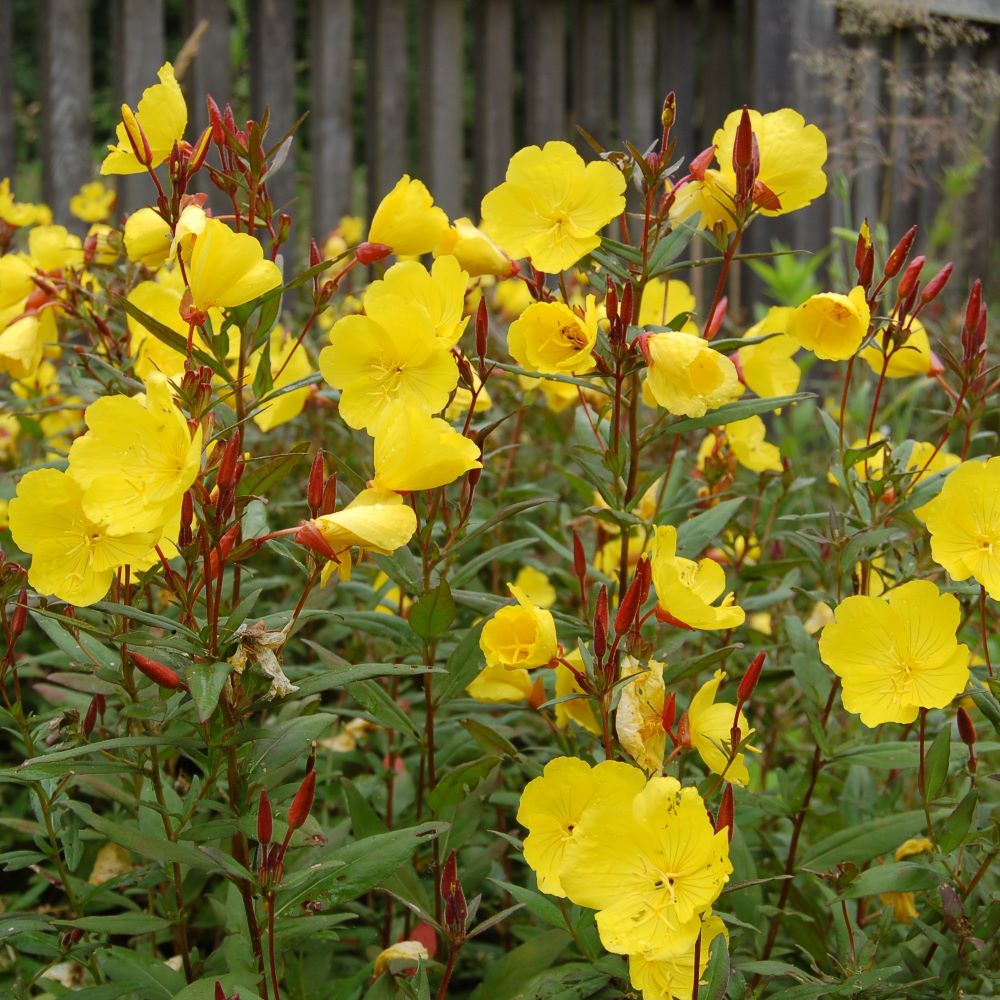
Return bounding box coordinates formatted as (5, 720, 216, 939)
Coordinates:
(879, 837, 935, 925)
(481, 140, 626, 273)
(686, 669, 755, 786)
(101, 63, 187, 175)
(616, 656, 668, 774)
(651, 525, 745, 630)
(921, 457, 1000, 598)
(786, 286, 871, 361)
(507, 298, 600, 375)
(479, 583, 557, 670)
(819, 579, 970, 726)
(640, 332, 742, 418)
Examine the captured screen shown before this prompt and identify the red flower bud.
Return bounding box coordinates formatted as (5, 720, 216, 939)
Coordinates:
(258, 790, 273, 846)
(321, 474, 338, 516)
(965, 279, 982, 335)
(606, 283, 618, 325)
(593, 585, 609, 661)
(296, 521, 337, 560)
(527, 675, 546, 710)
(897, 255, 925, 303)
(129, 651, 184, 690)
(676, 709, 691, 748)
(689, 144, 716, 180)
(705, 296, 727, 341)
(187, 127, 213, 173)
(214, 982, 227, 1000)
(572, 530, 587, 580)
(206, 524, 241, 583)
(737, 651, 766, 705)
(614, 567, 645, 635)
(715, 784, 735, 841)
(441, 851, 467, 940)
(883, 225, 917, 279)
(309, 239, 323, 269)
(308, 451, 325, 514)
(355, 241, 393, 265)
(661, 691, 676, 733)
(287, 770, 317, 830)
(476, 297, 489, 363)
(8, 587, 28, 648)
(920, 262, 953, 304)
(84, 696, 99, 736)
(859, 245, 875, 290)
(620, 282, 634, 328)
(751, 179, 781, 212)
(957, 706, 976, 747)
(206, 95, 224, 145)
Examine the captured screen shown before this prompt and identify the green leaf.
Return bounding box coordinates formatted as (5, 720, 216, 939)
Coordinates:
(248, 713, 334, 776)
(426, 755, 500, 813)
(434, 623, 487, 706)
(347, 680, 420, 740)
(408, 580, 456, 639)
(803, 809, 942, 869)
(171, 977, 264, 1000)
(294, 656, 437, 698)
(488, 879, 566, 930)
(184, 661, 232, 723)
(239, 441, 311, 497)
(60, 913, 172, 934)
(676, 498, 743, 557)
(118, 295, 227, 377)
(646, 216, 701, 277)
(703, 934, 731, 1000)
(467, 929, 572, 1000)
(924, 727, 952, 800)
(938, 788, 978, 853)
(644, 393, 814, 443)
(839, 861, 944, 899)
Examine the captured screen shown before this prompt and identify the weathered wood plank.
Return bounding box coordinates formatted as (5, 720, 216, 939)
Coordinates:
(621, 0, 659, 149)
(310, 0, 353, 237)
(250, 0, 297, 221)
(660, 0, 697, 158)
(474, 0, 515, 204)
(366, 0, 409, 219)
(574, 0, 614, 154)
(420, 0, 464, 217)
(113, 0, 165, 214)
(39, 0, 91, 228)
(0, 0, 13, 186)
(525, 0, 568, 146)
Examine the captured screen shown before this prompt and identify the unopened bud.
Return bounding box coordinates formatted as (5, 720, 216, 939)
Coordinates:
(957, 706, 976, 748)
(258, 790, 273, 846)
(476, 297, 489, 362)
(572, 531, 587, 580)
(296, 521, 337, 561)
(8, 587, 28, 648)
(206, 95, 224, 145)
(308, 451, 325, 514)
(594, 585, 609, 661)
(965, 279, 983, 336)
(84, 696, 99, 736)
(676, 709, 691, 748)
(206, 524, 241, 582)
(689, 145, 716, 180)
(705, 296, 728, 341)
(320, 474, 337, 516)
(355, 241, 393, 265)
(897, 255, 925, 303)
(733, 107, 756, 202)
(884, 225, 918, 279)
(614, 567, 644, 635)
(214, 982, 227, 1000)
(661, 691, 676, 733)
(715, 784, 735, 841)
(920, 262, 953, 304)
(286, 770, 317, 830)
(854, 221, 871, 272)
(441, 851, 467, 940)
(527, 675, 546, 710)
(188, 127, 213, 173)
(121, 105, 153, 167)
(620, 282, 634, 328)
(859, 245, 875, 290)
(129, 651, 184, 690)
(606, 283, 618, 325)
(661, 92, 676, 132)
(737, 651, 766, 705)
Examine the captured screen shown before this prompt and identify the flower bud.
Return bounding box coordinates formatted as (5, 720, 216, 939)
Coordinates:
(593, 585, 609, 661)
(883, 225, 917, 279)
(715, 784, 735, 841)
(737, 651, 766, 705)
(83, 696, 99, 736)
(572, 530, 587, 580)
(308, 451, 325, 515)
(855, 220, 872, 272)
(475, 297, 489, 363)
(188, 127, 213, 173)
(676, 709, 691, 748)
(8, 587, 28, 649)
(920, 262, 953, 304)
(206, 95, 224, 145)
(129, 651, 184, 690)
(661, 691, 676, 733)
(441, 851, 467, 941)
(897, 255, 925, 303)
(606, 282, 618, 325)
(258, 790, 273, 846)
(751, 179, 780, 212)
(286, 770, 317, 830)
(859, 245, 875, 290)
(689, 144, 716, 181)
(733, 107, 756, 203)
(705, 296, 728, 341)
(121, 105, 153, 167)
(214, 982, 227, 1000)
(309, 239, 323, 269)
(957, 706, 976, 748)
(614, 566, 644, 635)
(355, 241, 393, 265)
(964, 279, 983, 337)
(528, 675, 546, 710)
(321, 473, 338, 516)
(661, 91, 676, 132)
(619, 281, 634, 329)
(296, 521, 337, 560)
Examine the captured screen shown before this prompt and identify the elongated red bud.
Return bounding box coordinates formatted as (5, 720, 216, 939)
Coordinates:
(635, 554, 652, 605)
(355, 241, 393, 265)
(258, 790, 273, 846)
(187, 127, 213, 172)
(733, 107, 756, 203)
(715, 784, 735, 841)
(476, 297, 489, 362)
(661, 691, 676, 733)
(206, 524, 241, 583)
(752, 179, 780, 212)
(441, 851, 468, 940)
(121, 105, 153, 167)
(84, 696, 99, 736)
(287, 770, 316, 830)
(884, 225, 917, 278)
(308, 451, 325, 514)
(130, 651, 184, 690)
(920, 262, 953, 304)
(572, 531, 587, 580)
(308, 239, 323, 269)
(854, 225, 868, 272)
(689, 144, 716, 180)
(676, 709, 692, 748)
(295, 521, 338, 560)
(737, 651, 766, 705)
(957, 706, 976, 747)
(594, 585, 609, 661)
(217, 435, 241, 491)
(214, 982, 226, 1000)
(206, 95, 224, 145)
(620, 282, 634, 328)
(614, 568, 644, 635)
(8, 587, 28, 647)
(321, 473, 338, 516)
(606, 283, 618, 324)
(897, 255, 925, 302)
(965, 279, 983, 335)
(305, 743, 317, 775)
(705, 296, 728, 341)
(859, 245, 875, 290)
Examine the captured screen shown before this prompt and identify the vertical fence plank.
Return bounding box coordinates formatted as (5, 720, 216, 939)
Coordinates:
(474, 0, 514, 205)
(886, 29, 916, 239)
(420, 0, 463, 216)
(39, 0, 91, 227)
(525, 0, 568, 145)
(621, 0, 659, 148)
(660, 0, 697, 157)
(182, 0, 230, 213)
(310, 0, 353, 237)
(250, 0, 297, 220)
(0, 0, 13, 186)
(113, 0, 165, 215)
(366, 0, 409, 219)
(574, 0, 614, 153)
(852, 36, 882, 232)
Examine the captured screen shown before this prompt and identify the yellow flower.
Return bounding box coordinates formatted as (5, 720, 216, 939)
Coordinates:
(372, 570, 410, 616)
(435, 217, 516, 278)
(86, 224, 118, 265)
(641, 332, 742, 418)
(248, 326, 313, 432)
(481, 140, 626, 273)
(628, 914, 728, 1000)
(738, 307, 800, 398)
(554, 650, 600, 734)
(323, 215, 365, 258)
(724, 415, 782, 474)
(373, 940, 429, 979)
(687, 669, 754, 786)
(186, 219, 282, 313)
(896, 837, 934, 860)
(819, 579, 971, 726)
(507, 297, 599, 375)
(0, 315, 44, 378)
(372, 405, 482, 492)
(124, 208, 172, 269)
(364, 255, 469, 347)
(921, 458, 1000, 598)
(0, 255, 37, 316)
(616, 656, 667, 774)
(592, 479, 662, 535)
(638, 279, 698, 334)
(70, 181, 115, 223)
(466, 661, 534, 703)
(67, 374, 203, 535)
(310, 487, 418, 565)
(513, 566, 556, 609)
(28, 225, 83, 272)
(8, 469, 158, 606)
(320, 292, 458, 433)
(787, 286, 870, 361)
(442, 372, 492, 421)
(516, 756, 646, 897)
(651, 525, 744, 631)
(860, 318, 936, 378)
(126, 280, 214, 379)
(0, 178, 51, 228)
(493, 277, 534, 319)
(101, 63, 187, 175)
(804, 601, 834, 634)
(480, 583, 557, 670)
(906, 442, 960, 488)
(0, 412, 20, 460)
(368, 176, 449, 256)
(671, 108, 827, 232)
(560, 776, 733, 956)
(879, 837, 934, 924)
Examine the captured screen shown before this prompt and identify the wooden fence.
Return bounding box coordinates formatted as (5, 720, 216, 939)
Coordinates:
(2, 0, 999, 297)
